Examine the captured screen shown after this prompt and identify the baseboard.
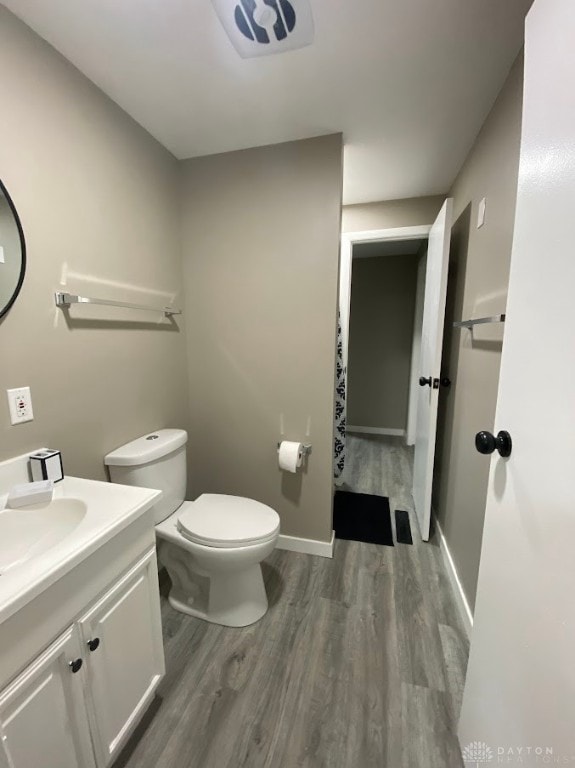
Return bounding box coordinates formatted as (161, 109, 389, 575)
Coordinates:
(276, 531, 335, 559)
(434, 516, 473, 639)
(347, 426, 406, 437)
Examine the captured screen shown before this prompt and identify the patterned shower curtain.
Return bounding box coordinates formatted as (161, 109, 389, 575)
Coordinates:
(334, 312, 346, 479)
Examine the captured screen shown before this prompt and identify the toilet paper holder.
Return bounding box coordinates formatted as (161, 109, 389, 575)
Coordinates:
(277, 442, 312, 456)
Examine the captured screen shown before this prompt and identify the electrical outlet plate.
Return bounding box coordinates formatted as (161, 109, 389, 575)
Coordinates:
(6, 387, 34, 425)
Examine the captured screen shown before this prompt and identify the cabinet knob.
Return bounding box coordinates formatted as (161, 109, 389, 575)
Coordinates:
(419, 376, 432, 387)
(69, 658, 83, 673)
(475, 430, 512, 458)
(87, 638, 100, 652)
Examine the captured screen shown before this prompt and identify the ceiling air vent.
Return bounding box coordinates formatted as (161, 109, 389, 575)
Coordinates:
(211, 0, 314, 58)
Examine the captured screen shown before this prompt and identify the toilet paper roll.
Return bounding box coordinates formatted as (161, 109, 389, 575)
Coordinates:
(278, 441, 303, 473)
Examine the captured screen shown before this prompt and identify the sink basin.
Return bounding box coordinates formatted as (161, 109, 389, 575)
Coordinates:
(0, 452, 162, 626)
(0, 499, 87, 576)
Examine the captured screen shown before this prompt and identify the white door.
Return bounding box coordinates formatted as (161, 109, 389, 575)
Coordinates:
(79, 549, 165, 767)
(412, 198, 453, 540)
(459, 1, 575, 762)
(0, 627, 96, 768)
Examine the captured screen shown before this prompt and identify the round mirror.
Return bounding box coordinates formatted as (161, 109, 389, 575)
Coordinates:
(0, 179, 26, 320)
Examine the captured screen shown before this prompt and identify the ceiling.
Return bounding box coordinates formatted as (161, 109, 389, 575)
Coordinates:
(3, 0, 532, 204)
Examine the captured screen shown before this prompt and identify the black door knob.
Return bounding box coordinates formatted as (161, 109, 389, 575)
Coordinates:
(475, 430, 512, 458)
(69, 658, 83, 673)
(87, 638, 100, 652)
(419, 376, 432, 387)
(440, 377, 451, 388)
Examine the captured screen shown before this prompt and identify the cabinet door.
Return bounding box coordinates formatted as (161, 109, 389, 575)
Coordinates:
(0, 626, 96, 768)
(79, 548, 165, 767)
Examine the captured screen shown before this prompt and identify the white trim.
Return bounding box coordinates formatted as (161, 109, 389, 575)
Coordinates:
(406, 252, 427, 446)
(276, 531, 334, 558)
(347, 425, 405, 437)
(343, 224, 432, 246)
(435, 515, 473, 638)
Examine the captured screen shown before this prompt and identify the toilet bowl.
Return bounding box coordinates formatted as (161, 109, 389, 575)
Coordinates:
(105, 430, 280, 627)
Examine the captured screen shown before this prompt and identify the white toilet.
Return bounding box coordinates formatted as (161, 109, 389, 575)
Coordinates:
(105, 429, 280, 627)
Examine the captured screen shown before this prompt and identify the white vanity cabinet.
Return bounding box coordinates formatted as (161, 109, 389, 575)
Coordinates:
(0, 548, 164, 768)
(0, 626, 96, 768)
(79, 549, 164, 767)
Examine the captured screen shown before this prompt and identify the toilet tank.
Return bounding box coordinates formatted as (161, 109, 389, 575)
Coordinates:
(104, 429, 188, 524)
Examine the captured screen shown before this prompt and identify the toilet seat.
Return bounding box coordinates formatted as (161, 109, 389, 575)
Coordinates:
(176, 494, 280, 549)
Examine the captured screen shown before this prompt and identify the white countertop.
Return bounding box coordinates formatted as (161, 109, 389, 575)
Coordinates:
(0, 475, 161, 626)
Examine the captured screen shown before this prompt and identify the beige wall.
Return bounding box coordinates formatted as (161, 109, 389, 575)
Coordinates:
(180, 136, 342, 543)
(347, 253, 418, 431)
(434, 54, 524, 610)
(0, 8, 188, 477)
(342, 196, 444, 233)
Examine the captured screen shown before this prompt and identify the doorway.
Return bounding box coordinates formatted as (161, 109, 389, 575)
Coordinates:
(346, 237, 428, 444)
(335, 201, 454, 543)
(335, 224, 430, 546)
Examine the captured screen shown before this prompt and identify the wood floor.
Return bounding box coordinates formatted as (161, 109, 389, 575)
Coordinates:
(116, 434, 468, 768)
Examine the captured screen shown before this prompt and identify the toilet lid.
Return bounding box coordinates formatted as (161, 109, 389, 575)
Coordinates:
(177, 494, 280, 548)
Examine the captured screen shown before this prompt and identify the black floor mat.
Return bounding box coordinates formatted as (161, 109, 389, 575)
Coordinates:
(395, 509, 413, 545)
(334, 491, 394, 546)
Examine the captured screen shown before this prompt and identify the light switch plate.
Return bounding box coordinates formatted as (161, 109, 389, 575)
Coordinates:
(477, 197, 487, 228)
(6, 387, 34, 424)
